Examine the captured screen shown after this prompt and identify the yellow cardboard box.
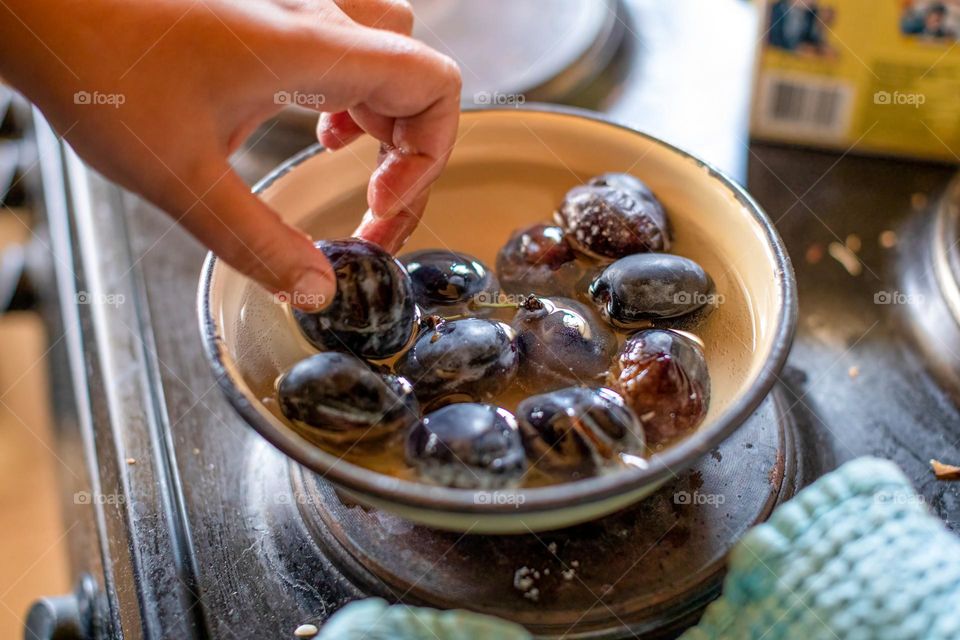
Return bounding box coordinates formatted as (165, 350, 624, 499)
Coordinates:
(752, 1, 960, 162)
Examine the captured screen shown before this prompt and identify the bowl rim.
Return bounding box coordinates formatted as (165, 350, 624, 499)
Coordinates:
(197, 104, 798, 516)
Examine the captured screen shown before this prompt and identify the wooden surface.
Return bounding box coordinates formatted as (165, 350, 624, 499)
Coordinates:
(0, 284, 69, 639)
(0, 94, 71, 638)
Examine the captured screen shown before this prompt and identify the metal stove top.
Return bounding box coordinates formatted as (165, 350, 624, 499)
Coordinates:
(15, 1, 960, 639)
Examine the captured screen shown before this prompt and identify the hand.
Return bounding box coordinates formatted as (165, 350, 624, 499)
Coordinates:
(0, 0, 461, 309)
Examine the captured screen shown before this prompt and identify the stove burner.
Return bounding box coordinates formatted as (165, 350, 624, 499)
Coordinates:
(290, 387, 810, 639)
(898, 177, 960, 400)
(272, 0, 627, 131)
(411, 0, 626, 103)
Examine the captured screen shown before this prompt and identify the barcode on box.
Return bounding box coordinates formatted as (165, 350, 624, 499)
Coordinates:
(755, 73, 854, 141)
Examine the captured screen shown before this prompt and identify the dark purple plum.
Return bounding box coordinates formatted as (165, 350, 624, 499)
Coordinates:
(589, 253, 714, 327)
(400, 249, 499, 314)
(496, 224, 580, 296)
(293, 239, 419, 360)
(555, 172, 670, 260)
(511, 297, 617, 392)
(278, 352, 420, 446)
(518, 387, 645, 478)
(396, 318, 519, 406)
(406, 403, 527, 489)
(612, 329, 710, 447)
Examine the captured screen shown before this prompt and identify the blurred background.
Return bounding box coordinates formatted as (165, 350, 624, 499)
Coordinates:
(0, 95, 69, 636)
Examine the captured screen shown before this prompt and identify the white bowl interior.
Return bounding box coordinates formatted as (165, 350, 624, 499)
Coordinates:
(208, 109, 784, 485)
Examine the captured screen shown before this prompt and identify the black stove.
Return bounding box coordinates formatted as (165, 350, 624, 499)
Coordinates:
(13, 1, 960, 639)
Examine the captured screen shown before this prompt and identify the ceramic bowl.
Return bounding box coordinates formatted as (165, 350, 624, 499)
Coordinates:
(199, 106, 796, 534)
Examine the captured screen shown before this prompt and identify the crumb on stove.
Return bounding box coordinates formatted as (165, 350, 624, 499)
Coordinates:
(513, 567, 535, 592)
(514, 566, 542, 601)
(805, 243, 824, 264)
(547, 542, 557, 554)
(845, 234, 862, 253)
(562, 568, 576, 581)
(543, 568, 550, 576)
(879, 230, 898, 249)
(931, 459, 960, 480)
(571, 560, 580, 568)
(848, 366, 860, 379)
(294, 623, 318, 638)
(126, 457, 136, 465)
(828, 242, 863, 276)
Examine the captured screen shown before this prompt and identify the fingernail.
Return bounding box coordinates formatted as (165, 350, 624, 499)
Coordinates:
(317, 116, 347, 150)
(291, 269, 335, 312)
(318, 129, 344, 150)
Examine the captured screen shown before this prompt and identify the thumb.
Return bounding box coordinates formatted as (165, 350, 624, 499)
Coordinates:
(181, 169, 336, 311)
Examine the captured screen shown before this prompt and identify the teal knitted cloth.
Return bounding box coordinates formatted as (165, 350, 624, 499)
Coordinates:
(316, 458, 960, 640)
(316, 599, 531, 639)
(680, 457, 960, 640)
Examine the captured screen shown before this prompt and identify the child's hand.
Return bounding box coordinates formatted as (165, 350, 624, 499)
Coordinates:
(0, 0, 461, 309)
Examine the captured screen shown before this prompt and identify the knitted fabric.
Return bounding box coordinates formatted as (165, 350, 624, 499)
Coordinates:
(316, 598, 531, 639)
(680, 457, 960, 640)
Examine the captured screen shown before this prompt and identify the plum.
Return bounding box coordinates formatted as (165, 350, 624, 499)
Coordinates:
(400, 249, 500, 314)
(556, 172, 670, 260)
(589, 253, 714, 327)
(396, 318, 519, 406)
(278, 352, 420, 445)
(518, 386, 645, 477)
(293, 239, 419, 360)
(496, 224, 580, 296)
(406, 403, 527, 489)
(612, 329, 710, 446)
(511, 297, 617, 392)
